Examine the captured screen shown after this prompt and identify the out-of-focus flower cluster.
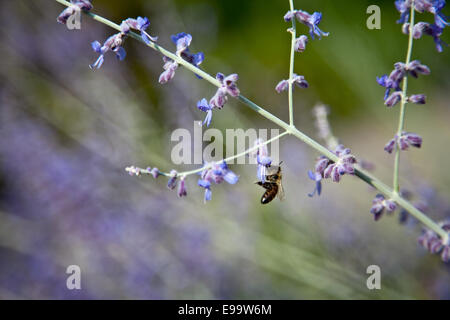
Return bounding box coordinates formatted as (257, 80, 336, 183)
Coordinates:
(57, 0, 93, 25)
(418, 221, 450, 262)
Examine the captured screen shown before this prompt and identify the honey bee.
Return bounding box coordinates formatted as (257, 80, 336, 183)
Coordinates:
(256, 164, 285, 204)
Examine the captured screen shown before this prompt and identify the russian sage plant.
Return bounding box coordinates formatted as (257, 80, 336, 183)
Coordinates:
(54, 0, 450, 262)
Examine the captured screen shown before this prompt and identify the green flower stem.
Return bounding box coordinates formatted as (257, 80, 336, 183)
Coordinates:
(393, 1, 416, 194)
(55, 0, 449, 242)
(288, 0, 296, 126)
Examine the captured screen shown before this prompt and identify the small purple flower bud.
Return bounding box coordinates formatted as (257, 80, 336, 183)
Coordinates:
(315, 157, 330, 176)
(89, 33, 127, 69)
(284, 10, 296, 22)
(408, 94, 426, 104)
(197, 98, 213, 127)
(150, 168, 160, 178)
(292, 10, 329, 40)
(275, 80, 289, 93)
(406, 60, 431, 77)
(123, 17, 158, 44)
(384, 199, 397, 212)
(294, 35, 308, 52)
(404, 132, 422, 148)
(307, 170, 322, 197)
(167, 170, 178, 190)
(177, 177, 187, 197)
(412, 22, 430, 39)
(384, 137, 396, 154)
(209, 88, 227, 109)
(331, 165, 341, 182)
(171, 32, 192, 56)
(398, 135, 410, 150)
(293, 74, 309, 89)
(158, 57, 178, 84)
(209, 73, 240, 108)
(323, 163, 334, 179)
(385, 91, 403, 107)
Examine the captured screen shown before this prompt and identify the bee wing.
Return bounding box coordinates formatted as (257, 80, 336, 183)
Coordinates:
(277, 182, 285, 201)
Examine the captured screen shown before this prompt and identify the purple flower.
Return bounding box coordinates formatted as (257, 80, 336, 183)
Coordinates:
(294, 35, 309, 52)
(275, 80, 289, 93)
(170, 32, 204, 78)
(385, 91, 403, 107)
(150, 167, 160, 178)
(167, 170, 178, 190)
(252, 138, 272, 182)
(406, 60, 431, 77)
(313, 145, 356, 185)
(197, 98, 213, 127)
(275, 74, 308, 93)
(408, 94, 427, 104)
(57, 0, 93, 25)
(285, 10, 329, 40)
(89, 33, 127, 69)
(177, 177, 187, 197)
(158, 56, 179, 84)
(197, 161, 239, 203)
(307, 170, 322, 197)
(370, 194, 397, 221)
(418, 220, 450, 262)
(122, 16, 158, 44)
(209, 73, 240, 109)
(384, 132, 423, 154)
(171, 32, 192, 55)
(198, 179, 212, 202)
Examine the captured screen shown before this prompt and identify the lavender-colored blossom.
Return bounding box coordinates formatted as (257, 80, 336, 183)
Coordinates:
(385, 91, 403, 107)
(57, 0, 93, 25)
(167, 170, 178, 190)
(275, 74, 308, 93)
(294, 35, 308, 52)
(122, 16, 158, 44)
(406, 60, 431, 77)
(285, 10, 329, 40)
(197, 98, 213, 127)
(377, 61, 429, 102)
(170, 32, 204, 78)
(307, 170, 322, 197)
(418, 220, 450, 262)
(384, 132, 423, 154)
(177, 177, 187, 197)
(89, 33, 127, 69)
(171, 32, 192, 56)
(252, 138, 272, 182)
(408, 94, 427, 104)
(150, 167, 160, 178)
(209, 73, 240, 109)
(312, 145, 356, 186)
(275, 80, 289, 93)
(197, 161, 239, 203)
(158, 56, 179, 84)
(370, 194, 397, 221)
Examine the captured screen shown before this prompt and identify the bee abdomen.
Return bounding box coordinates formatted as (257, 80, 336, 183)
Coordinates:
(261, 187, 278, 204)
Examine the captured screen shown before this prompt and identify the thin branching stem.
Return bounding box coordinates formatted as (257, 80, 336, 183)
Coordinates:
(393, 1, 415, 194)
(129, 131, 290, 178)
(54, 0, 449, 243)
(288, 0, 296, 126)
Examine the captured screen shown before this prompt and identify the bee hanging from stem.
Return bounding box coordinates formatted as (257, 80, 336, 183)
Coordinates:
(256, 162, 285, 204)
